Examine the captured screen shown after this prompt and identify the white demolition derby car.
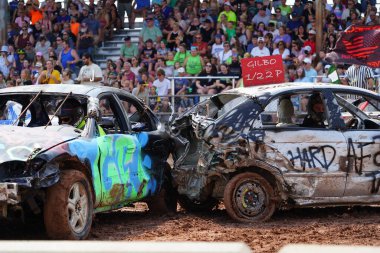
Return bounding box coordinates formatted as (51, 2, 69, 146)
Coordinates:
(170, 83, 380, 222)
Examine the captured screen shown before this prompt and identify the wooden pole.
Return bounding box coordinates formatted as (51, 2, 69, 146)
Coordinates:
(315, 0, 323, 53)
(0, 0, 8, 46)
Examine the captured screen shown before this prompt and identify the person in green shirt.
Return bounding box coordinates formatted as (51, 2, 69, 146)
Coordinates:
(139, 17, 163, 46)
(120, 36, 139, 63)
(174, 43, 189, 67)
(183, 46, 204, 76)
(217, 2, 237, 25)
(225, 21, 236, 42)
(279, 0, 292, 17)
(166, 51, 175, 67)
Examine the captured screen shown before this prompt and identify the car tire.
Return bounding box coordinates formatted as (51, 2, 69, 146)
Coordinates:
(178, 195, 219, 212)
(224, 172, 275, 222)
(44, 170, 93, 239)
(147, 171, 178, 214)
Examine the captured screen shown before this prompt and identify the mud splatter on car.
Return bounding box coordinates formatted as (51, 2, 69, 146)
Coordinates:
(0, 85, 177, 239)
(170, 83, 380, 222)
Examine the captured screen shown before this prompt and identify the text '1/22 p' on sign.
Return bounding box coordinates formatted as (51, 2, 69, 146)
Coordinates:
(241, 55, 285, 86)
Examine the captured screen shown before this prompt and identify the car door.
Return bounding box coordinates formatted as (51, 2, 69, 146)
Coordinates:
(260, 90, 348, 198)
(116, 94, 170, 198)
(333, 91, 380, 198)
(96, 94, 145, 207)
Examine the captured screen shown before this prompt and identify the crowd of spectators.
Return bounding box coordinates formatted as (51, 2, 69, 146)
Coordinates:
(0, 0, 380, 113)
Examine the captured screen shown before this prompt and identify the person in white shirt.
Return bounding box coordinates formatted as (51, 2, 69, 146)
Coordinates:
(77, 53, 103, 85)
(217, 42, 232, 64)
(250, 37, 270, 57)
(153, 69, 171, 97)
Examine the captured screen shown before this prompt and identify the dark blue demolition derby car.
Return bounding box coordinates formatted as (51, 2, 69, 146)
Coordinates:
(0, 85, 177, 239)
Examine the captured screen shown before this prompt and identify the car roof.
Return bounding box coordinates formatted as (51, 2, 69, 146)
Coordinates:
(225, 82, 379, 98)
(0, 84, 126, 97)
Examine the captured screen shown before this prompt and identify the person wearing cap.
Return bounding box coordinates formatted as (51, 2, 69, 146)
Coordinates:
(250, 37, 270, 57)
(140, 39, 157, 72)
(76, 53, 103, 85)
(303, 29, 316, 55)
(199, 8, 214, 25)
(217, 2, 237, 25)
(33, 51, 46, 68)
(76, 22, 95, 58)
(37, 59, 61, 84)
(14, 49, 28, 74)
(174, 67, 193, 113)
(183, 46, 204, 76)
(302, 57, 317, 83)
(317, 64, 333, 83)
(139, 16, 163, 46)
(0, 46, 10, 78)
(120, 36, 138, 63)
(252, 7, 270, 28)
(211, 34, 224, 58)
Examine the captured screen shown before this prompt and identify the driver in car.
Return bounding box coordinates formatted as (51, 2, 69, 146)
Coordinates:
(57, 98, 106, 136)
(301, 93, 326, 128)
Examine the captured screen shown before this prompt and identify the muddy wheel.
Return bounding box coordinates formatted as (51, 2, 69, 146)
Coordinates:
(224, 172, 275, 222)
(178, 195, 219, 212)
(147, 171, 178, 214)
(44, 170, 93, 239)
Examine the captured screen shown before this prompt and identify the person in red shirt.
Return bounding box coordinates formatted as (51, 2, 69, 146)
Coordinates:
(303, 29, 316, 55)
(191, 33, 208, 57)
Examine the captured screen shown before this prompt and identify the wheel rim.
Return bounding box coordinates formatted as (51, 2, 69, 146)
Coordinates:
(67, 182, 88, 233)
(234, 180, 267, 218)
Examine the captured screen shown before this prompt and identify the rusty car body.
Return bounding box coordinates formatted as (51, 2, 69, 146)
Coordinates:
(0, 85, 176, 239)
(170, 83, 380, 222)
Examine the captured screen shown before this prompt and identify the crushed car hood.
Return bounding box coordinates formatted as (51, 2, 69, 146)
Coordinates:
(0, 125, 80, 163)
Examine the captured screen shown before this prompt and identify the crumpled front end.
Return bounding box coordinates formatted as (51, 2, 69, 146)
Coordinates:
(170, 97, 273, 200)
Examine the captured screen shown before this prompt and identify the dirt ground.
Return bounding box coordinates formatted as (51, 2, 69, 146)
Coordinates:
(1, 203, 380, 253)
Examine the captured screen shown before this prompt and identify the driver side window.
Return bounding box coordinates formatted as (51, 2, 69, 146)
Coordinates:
(334, 92, 380, 130)
(261, 92, 328, 128)
(118, 95, 154, 132)
(98, 96, 125, 134)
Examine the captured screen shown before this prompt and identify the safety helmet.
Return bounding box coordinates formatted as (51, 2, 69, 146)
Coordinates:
(56, 98, 84, 126)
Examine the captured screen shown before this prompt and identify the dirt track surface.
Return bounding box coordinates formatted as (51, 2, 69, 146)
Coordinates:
(1, 204, 380, 252)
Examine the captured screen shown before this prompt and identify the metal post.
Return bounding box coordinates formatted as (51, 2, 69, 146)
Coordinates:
(171, 78, 175, 111)
(232, 78, 235, 89)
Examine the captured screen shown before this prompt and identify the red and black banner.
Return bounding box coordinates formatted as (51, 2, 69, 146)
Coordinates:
(326, 25, 380, 68)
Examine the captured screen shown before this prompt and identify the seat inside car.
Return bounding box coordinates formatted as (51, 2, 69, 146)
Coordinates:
(276, 96, 297, 127)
